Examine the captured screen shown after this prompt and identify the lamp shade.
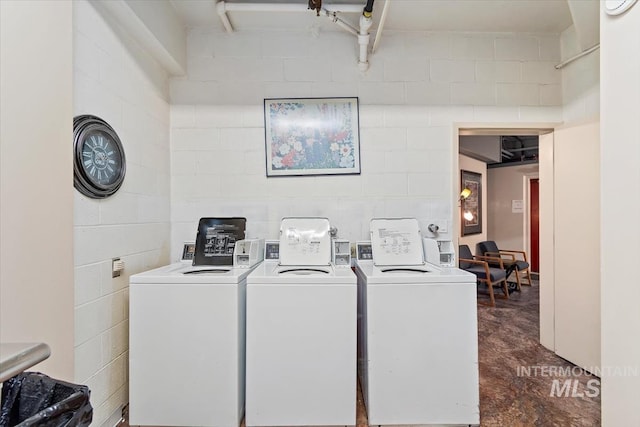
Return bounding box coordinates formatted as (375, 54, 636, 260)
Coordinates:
(460, 188, 472, 200)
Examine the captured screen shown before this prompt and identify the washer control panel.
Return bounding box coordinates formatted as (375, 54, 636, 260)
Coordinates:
(356, 241, 373, 262)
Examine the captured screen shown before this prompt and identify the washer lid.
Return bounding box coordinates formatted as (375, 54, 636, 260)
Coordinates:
(370, 218, 425, 267)
(129, 262, 256, 284)
(356, 261, 476, 284)
(279, 217, 331, 266)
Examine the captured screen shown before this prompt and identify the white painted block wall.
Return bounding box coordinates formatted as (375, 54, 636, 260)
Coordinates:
(173, 30, 563, 107)
(170, 30, 563, 257)
(72, 1, 171, 425)
(561, 25, 600, 122)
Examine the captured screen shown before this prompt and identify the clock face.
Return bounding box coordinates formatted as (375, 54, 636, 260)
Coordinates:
(80, 130, 123, 186)
(73, 115, 126, 198)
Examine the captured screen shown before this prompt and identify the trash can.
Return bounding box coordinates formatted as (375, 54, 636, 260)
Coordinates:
(0, 372, 92, 427)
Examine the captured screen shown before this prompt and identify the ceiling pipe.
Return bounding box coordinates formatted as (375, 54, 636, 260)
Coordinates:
(216, 1, 365, 32)
(358, 13, 373, 71)
(501, 149, 514, 158)
(215, 0, 374, 71)
(225, 2, 363, 13)
(358, 0, 374, 71)
(371, 0, 389, 53)
(216, 1, 234, 33)
(554, 43, 600, 69)
(323, 9, 358, 36)
(364, 0, 375, 15)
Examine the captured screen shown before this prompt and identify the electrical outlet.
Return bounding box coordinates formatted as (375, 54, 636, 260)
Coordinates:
(112, 257, 124, 278)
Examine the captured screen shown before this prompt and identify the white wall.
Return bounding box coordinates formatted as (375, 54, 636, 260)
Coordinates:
(173, 29, 562, 106)
(170, 104, 455, 253)
(458, 155, 487, 253)
(600, 5, 640, 425)
(170, 105, 560, 256)
(561, 25, 600, 122)
(487, 164, 538, 252)
(0, 0, 74, 380)
(73, 1, 171, 425)
(170, 29, 563, 254)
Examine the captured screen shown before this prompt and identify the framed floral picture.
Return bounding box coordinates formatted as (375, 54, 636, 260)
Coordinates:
(264, 97, 361, 177)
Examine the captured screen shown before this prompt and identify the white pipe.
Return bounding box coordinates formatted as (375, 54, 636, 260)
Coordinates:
(216, 1, 234, 33)
(323, 9, 358, 36)
(222, 2, 364, 14)
(372, 0, 389, 53)
(216, 0, 372, 68)
(358, 13, 373, 71)
(554, 43, 600, 69)
(322, 4, 364, 13)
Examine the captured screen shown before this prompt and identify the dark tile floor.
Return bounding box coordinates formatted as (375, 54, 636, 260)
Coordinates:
(474, 279, 600, 426)
(123, 279, 601, 427)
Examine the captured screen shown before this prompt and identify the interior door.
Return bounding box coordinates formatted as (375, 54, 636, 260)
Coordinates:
(553, 121, 601, 372)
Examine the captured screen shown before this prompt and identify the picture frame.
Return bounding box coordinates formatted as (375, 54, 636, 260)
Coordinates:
(461, 170, 482, 236)
(264, 97, 361, 177)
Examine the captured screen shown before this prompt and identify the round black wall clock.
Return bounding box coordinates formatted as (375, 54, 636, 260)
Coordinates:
(73, 115, 126, 199)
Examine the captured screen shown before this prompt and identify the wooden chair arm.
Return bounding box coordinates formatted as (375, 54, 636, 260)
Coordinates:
(459, 258, 492, 277)
(498, 249, 528, 262)
(459, 257, 488, 266)
(486, 251, 516, 261)
(475, 255, 505, 268)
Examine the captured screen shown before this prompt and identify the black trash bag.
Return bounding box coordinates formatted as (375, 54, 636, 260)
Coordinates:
(0, 372, 92, 427)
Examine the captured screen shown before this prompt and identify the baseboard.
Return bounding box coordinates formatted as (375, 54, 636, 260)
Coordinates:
(100, 404, 126, 427)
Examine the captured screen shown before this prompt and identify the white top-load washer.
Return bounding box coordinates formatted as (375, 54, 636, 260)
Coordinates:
(355, 218, 479, 426)
(129, 218, 263, 427)
(245, 217, 357, 427)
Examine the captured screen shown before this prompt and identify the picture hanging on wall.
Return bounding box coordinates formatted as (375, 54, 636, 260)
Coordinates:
(263, 97, 361, 177)
(461, 170, 482, 236)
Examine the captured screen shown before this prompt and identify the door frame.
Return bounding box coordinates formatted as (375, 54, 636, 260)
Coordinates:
(454, 124, 557, 353)
(454, 124, 556, 255)
(523, 173, 539, 275)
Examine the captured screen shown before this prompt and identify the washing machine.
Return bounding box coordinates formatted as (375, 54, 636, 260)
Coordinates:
(129, 218, 263, 427)
(245, 217, 357, 427)
(355, 218, 479, 426)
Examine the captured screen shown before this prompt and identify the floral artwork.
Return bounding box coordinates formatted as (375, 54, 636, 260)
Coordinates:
(264, 97, 360, 176)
